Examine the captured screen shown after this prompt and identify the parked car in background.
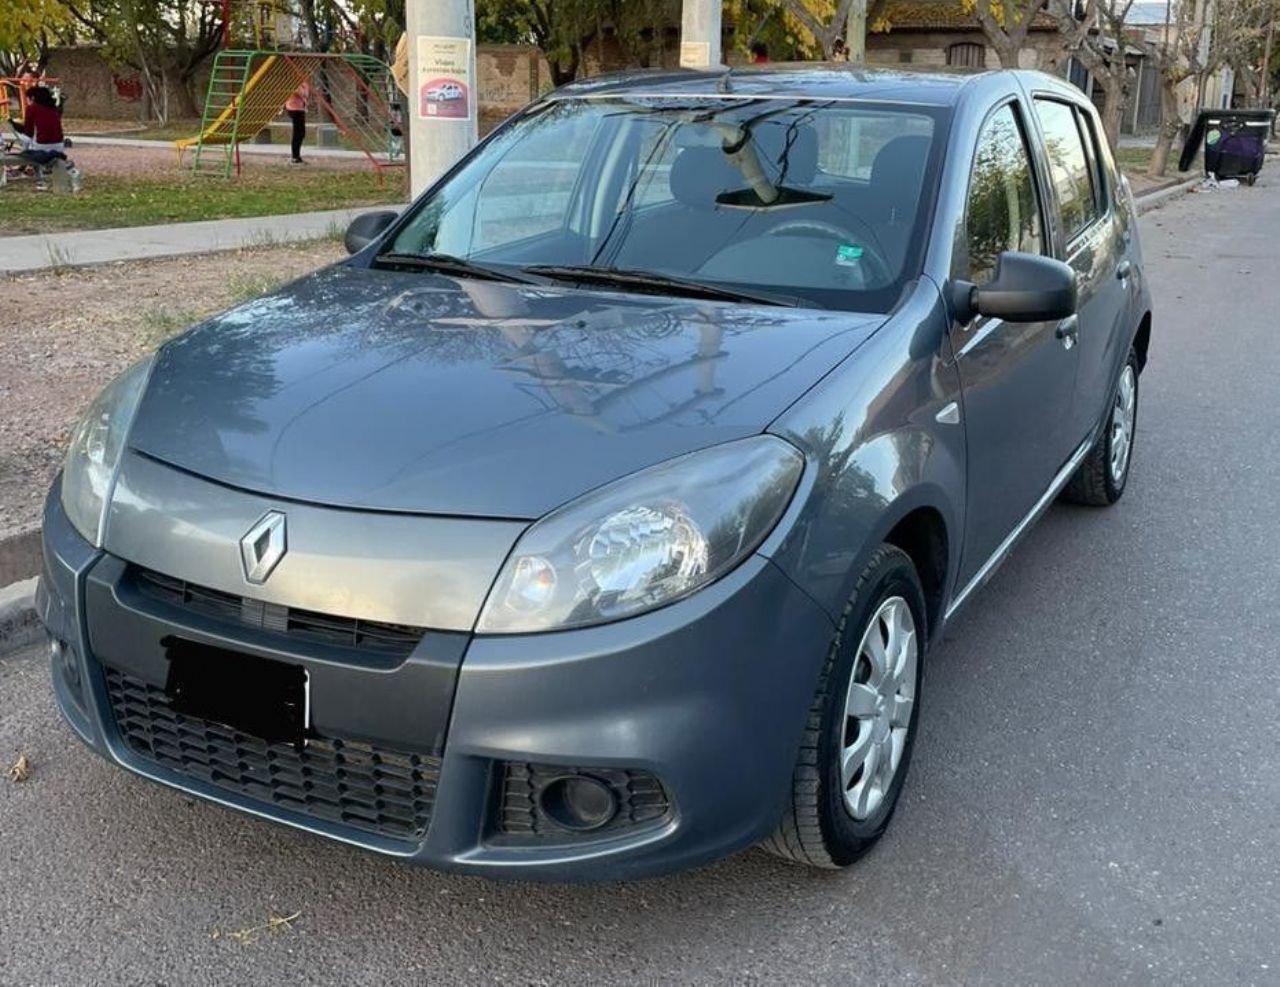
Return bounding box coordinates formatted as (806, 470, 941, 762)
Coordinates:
(40, 66, 1150, 880)
(425, 81, 464, 103)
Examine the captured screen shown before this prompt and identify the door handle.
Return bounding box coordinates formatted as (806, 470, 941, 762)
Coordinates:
(1116, 260, 1132, 281)
(1055, 315, 1079, 347)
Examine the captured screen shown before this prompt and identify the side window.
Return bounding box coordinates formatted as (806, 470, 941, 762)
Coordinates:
(1033, 99, 1101, 241)
(432, 110, 598, 253)
(1075, 108, 1113, 210)
(962, 103, 1044, 285)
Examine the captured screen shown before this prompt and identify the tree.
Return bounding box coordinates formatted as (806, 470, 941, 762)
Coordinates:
(0, 0, 73, 75)
(781, 0, 892, 58)
(1210, 0, 1274, 108)
(1046, 0, 1138, 149)
(609, 0, 682, 68)
(1138, 0, 1267, 176)
(965, 0, 1052, 68)
(476, 0, 603, 85)
(64, 0, 221, 121)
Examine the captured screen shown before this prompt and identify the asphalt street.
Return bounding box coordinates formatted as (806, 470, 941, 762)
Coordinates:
(2, 176, 1279, 986)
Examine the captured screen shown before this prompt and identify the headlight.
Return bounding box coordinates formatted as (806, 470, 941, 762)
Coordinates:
(61, 355, 155, 547)
(477, 436, 804, 634)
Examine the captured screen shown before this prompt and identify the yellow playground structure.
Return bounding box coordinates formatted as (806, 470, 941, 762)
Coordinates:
(177, 0, 403, 178)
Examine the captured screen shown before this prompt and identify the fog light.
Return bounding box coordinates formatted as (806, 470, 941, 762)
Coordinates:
(50, 636, 82, 701)
(537, 774, 618, 831)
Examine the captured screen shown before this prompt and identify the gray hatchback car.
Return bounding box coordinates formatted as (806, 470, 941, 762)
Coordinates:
(40, 67, 1150, 879)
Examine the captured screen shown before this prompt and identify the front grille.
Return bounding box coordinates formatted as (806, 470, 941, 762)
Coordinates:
(128, 566, 423, 659)
(499, 762, 671, 838)
(105, 667, 439, 842)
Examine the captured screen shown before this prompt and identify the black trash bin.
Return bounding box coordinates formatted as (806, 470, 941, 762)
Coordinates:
(1179, 108, 1275, 185)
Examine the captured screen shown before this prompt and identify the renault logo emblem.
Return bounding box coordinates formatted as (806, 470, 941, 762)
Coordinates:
(240, 511, 287, 584)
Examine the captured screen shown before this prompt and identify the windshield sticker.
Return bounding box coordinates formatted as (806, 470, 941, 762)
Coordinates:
(836, 244, 864, 267)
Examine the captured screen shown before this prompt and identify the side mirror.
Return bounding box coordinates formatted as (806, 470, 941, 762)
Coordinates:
(951, 251, 1077, 325)
(344, 210, 399, 255)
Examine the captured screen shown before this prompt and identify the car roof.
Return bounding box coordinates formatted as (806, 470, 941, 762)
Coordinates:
(552, 64, 994, 106)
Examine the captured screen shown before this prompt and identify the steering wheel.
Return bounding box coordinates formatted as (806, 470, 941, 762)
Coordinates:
(764, 218, 893, 285)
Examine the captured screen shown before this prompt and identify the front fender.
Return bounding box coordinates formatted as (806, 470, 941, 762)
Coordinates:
(762, 285, 965, 634)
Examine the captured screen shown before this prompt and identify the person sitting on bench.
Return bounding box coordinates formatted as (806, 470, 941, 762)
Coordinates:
(12, 85, 81, 192)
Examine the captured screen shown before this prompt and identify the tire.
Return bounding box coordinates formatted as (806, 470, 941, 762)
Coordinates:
(764, 545, 926, 869)
(1062, 349, 1140, 507)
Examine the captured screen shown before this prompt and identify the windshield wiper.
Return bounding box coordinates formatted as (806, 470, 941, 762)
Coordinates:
(373, 252, 532, 284)
(523, 264, 803, 308)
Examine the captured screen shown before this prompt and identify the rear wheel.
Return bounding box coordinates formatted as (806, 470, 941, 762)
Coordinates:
(1063, 349, 1139, 506)
(764, 545, 925, 868)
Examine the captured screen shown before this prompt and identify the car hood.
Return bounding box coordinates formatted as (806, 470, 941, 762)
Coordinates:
(129, 265, 884, 518)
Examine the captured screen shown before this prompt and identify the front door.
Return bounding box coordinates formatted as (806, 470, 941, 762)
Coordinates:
(950, 99, 1080, 587)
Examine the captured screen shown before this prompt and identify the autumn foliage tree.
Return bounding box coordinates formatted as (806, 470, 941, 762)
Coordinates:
(0, 0, 73, 74)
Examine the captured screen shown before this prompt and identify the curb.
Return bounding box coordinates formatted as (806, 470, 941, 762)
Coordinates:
(0, 526, 41, 587)
(0, 577, 40, 657)
(0, 204, 408, 276)
(1135, 175, 1201, 214)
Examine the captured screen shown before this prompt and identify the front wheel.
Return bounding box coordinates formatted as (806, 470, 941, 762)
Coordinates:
(1063, 349, 1140, 506)
(763, 545, 926, 868)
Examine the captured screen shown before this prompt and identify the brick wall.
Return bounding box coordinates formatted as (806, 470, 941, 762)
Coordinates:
(866, 31, 1058, 71)
(48, 44, 551, 123)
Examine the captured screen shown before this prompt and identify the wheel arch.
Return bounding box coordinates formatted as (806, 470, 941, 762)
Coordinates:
(882, 504, 950, 642)
(1133, 310, 1152, 372)
(766, 467, 961, 649)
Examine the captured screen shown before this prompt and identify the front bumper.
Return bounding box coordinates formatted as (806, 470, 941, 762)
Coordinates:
(39, 481, 835, 881)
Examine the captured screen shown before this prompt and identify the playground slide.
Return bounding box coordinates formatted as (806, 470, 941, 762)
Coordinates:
(175, 54, 296, 150)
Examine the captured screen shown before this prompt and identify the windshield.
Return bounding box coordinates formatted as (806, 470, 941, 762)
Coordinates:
(386, 95, 946, 312)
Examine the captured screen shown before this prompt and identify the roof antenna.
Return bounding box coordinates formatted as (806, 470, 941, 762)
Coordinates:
(717, 65, 734, 93)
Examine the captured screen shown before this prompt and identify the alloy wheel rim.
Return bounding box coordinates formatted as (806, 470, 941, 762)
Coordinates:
(1110, 365, 1137, 485)
(841, 596, 917, 820)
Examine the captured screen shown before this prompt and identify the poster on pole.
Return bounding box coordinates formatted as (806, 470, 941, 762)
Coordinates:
(679, 41, 711, 69)
(417, 36, 473, 121)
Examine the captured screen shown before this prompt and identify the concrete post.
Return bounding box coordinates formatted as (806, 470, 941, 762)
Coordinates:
(847, 0, 867, 65)
(680, 0, 723, 69)
(405, 0, 478, 197)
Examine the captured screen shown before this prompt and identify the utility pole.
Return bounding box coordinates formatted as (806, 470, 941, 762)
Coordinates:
(847, 0, 868, 65)
(405, 0, 478, 197)
(680, 0, 723, 69)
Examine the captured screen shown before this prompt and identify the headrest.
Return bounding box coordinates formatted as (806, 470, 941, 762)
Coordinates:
(870, 134, 931, 195)
(669, 145, 740, 205)
(669, 123, 820, 206)
(750, 121, 819, 184)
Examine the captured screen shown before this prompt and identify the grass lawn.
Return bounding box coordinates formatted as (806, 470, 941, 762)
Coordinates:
(2, 166, 405, 234)
(1115, 146, 1155, 174)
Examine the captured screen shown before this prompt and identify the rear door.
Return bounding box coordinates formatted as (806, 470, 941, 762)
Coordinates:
(950, 99, 1080, 586)
(1030, 97, 1131, 447)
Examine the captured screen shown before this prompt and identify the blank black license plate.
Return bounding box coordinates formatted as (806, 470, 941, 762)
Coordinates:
(164, 639, 308, 747)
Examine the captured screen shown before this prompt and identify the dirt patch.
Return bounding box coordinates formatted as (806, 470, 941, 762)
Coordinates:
(0, 240, 344, 539)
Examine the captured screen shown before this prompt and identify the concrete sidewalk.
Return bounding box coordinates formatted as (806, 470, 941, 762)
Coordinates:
(70, 134, 375, 160)
(0, 204, 404, 274)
